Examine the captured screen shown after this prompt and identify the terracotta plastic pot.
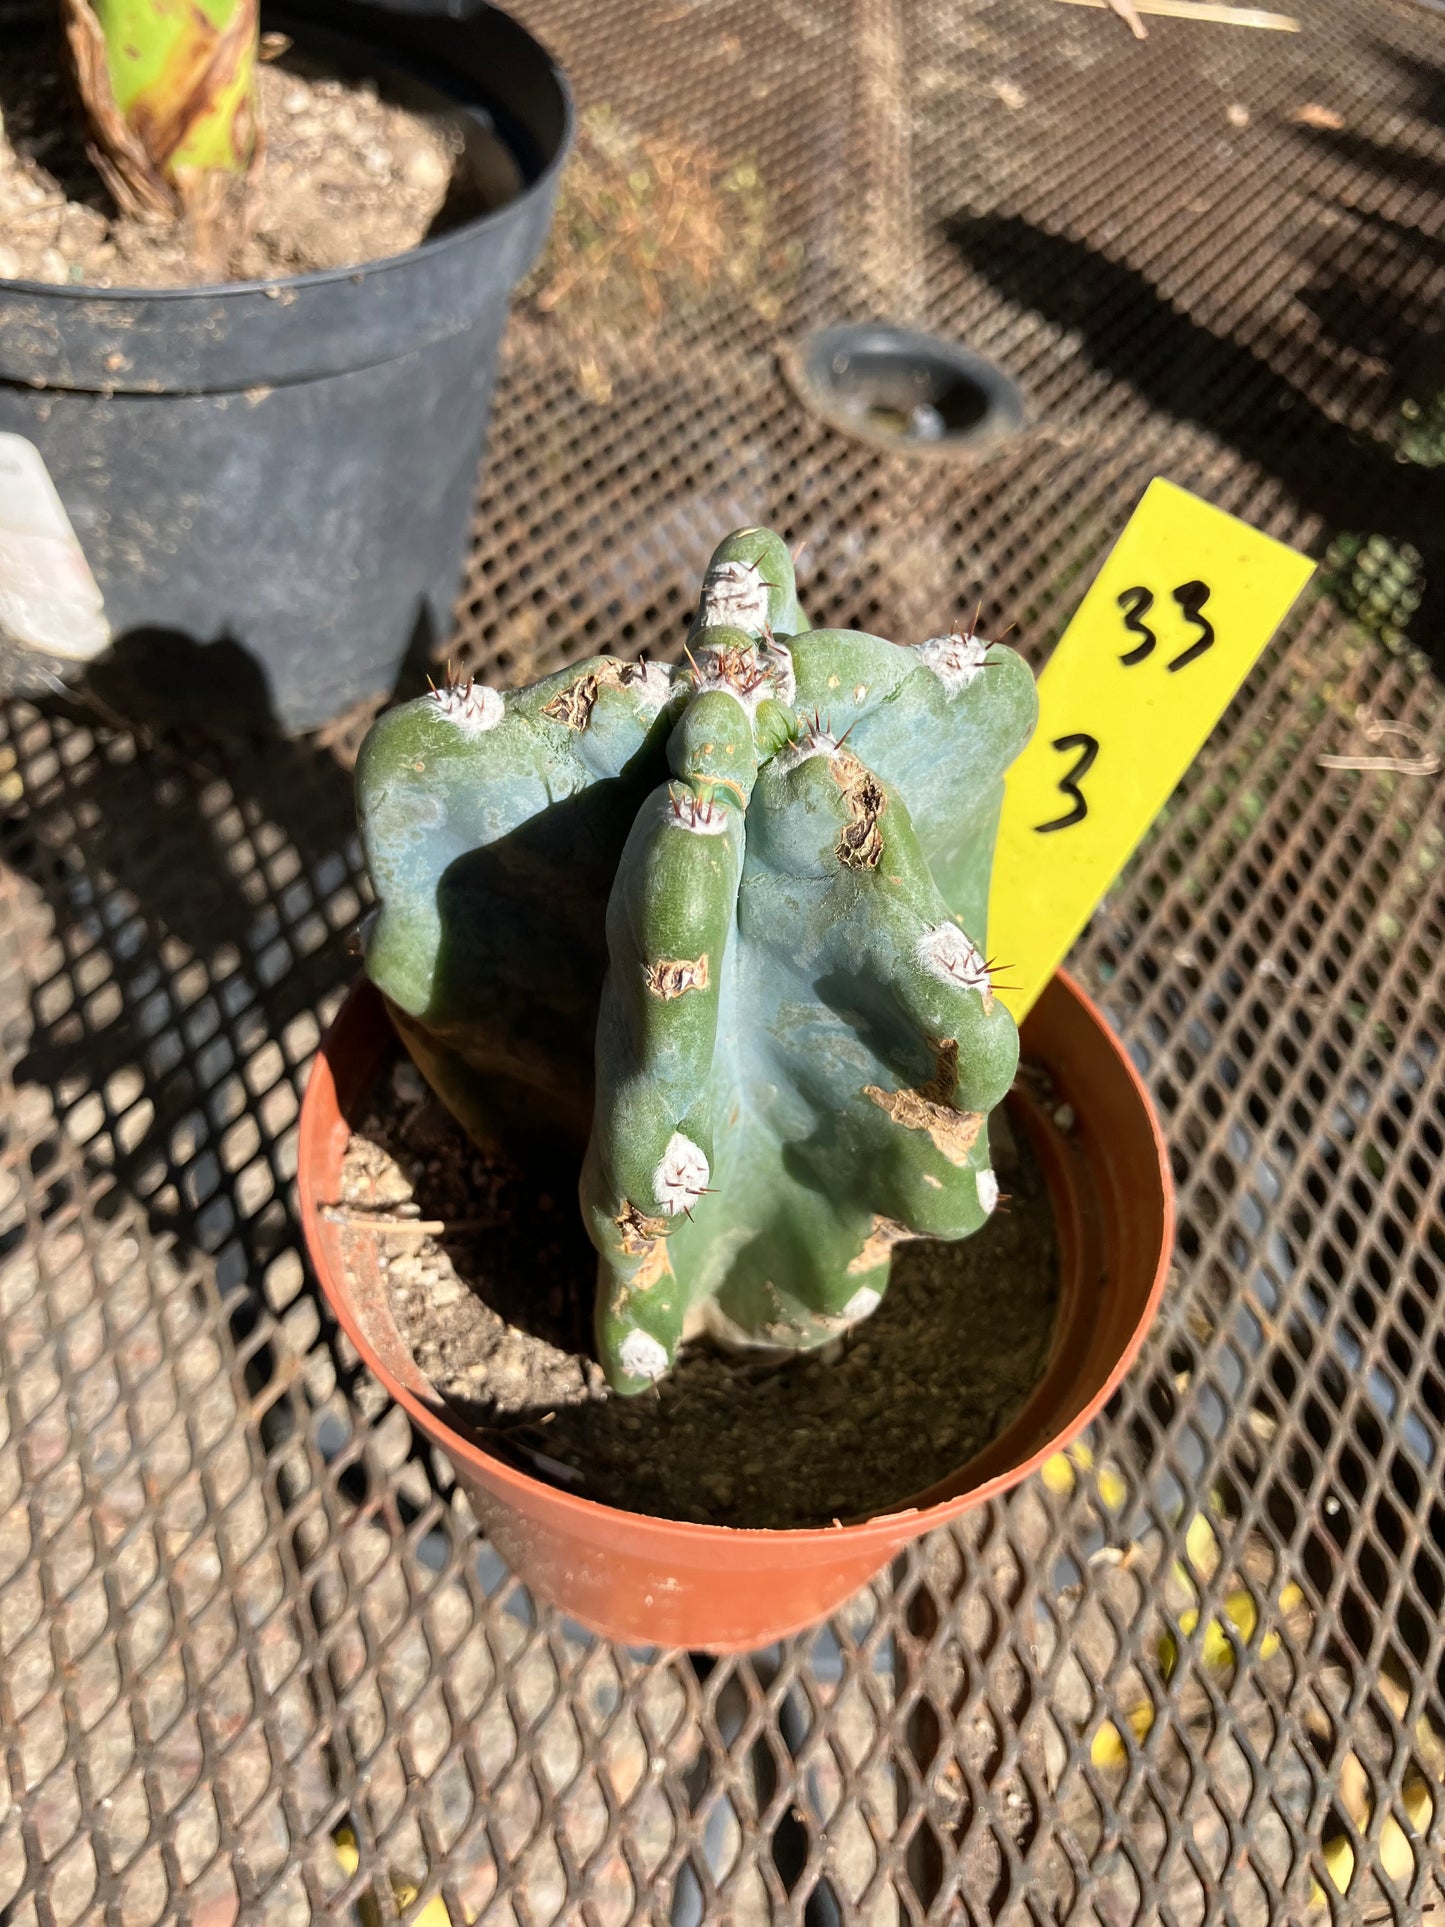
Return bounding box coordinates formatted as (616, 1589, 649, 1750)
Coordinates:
(299, 973, 1172, 1651)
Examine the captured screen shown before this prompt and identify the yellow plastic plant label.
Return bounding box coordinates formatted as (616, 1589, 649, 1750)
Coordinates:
(989, 478, 1315, 1018)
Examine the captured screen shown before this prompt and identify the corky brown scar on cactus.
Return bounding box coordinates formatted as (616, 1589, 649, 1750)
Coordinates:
(355, 528, 1038, 1394)
(832, 748, 887, 869)
(863, 1039, 985, 1167)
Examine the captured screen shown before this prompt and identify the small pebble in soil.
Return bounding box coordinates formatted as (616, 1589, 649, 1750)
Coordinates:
(341, 1060, 1062, 1531)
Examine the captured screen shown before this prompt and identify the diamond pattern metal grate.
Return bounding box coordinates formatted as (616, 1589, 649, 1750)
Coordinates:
(2, 0, 1444, 1920)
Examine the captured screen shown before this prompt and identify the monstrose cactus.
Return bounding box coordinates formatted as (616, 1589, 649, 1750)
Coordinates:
(357, 530, 1038, 1393)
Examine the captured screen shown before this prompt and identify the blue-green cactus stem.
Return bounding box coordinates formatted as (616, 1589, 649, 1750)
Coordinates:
(692, 527, 807, 642)
(356, 660, 679, 1146)
(583, 774, 745, 1386)
(354, 531, 1039, 1395)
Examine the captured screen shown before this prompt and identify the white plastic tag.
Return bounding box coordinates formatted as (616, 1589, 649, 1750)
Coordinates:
(0, 433, 110, 662)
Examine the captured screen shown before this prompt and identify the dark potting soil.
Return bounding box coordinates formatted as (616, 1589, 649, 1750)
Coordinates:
(0, 43, 519, 288)
(339, 1059, 1060, 1531)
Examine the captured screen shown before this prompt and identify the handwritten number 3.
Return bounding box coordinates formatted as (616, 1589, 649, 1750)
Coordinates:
(1168, 579, 1214, 670)
(1035, 734, 1099, 834)
(1117, 586, 1156, 664)
(1116, 579, 1215, 671)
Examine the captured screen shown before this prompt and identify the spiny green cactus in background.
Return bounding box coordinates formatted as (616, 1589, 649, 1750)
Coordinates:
(357, 529, 1038, 1393)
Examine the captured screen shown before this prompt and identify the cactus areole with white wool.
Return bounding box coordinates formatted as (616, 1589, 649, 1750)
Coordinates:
(356, 530, 1039, 1394)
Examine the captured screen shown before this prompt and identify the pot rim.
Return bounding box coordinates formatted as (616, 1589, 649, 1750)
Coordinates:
(0, 3, 574, 305)
(299, 970, 1174, 1546)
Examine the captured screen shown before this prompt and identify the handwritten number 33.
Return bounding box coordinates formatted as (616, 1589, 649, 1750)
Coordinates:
(1116, 580, 1215, 672)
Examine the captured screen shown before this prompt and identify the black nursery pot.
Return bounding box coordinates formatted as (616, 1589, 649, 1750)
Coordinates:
(0, 0, 571, 734)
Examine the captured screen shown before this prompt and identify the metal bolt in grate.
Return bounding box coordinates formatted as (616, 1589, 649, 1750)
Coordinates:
(3, 0, 1445, 1920)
